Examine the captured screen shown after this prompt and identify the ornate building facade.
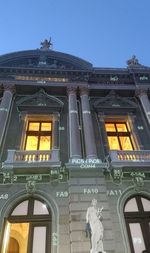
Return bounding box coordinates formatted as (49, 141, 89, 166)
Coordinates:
(0, 41, 150, 253)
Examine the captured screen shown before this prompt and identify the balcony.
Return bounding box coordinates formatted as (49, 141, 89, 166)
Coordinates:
(2, 149, 60, 172)
(110, 150, 150, 168)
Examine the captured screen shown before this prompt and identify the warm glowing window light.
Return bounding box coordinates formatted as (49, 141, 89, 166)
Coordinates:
(25, 121, 52, 151)
(105, 122, 134, 150)
(2, 199, 50, 253)
(15, 75, 68, 82)
(7, 223, 29, 253)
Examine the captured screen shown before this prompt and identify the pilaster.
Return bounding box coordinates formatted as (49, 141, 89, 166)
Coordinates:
(80, 86, 97, 159)
(0, 84, 16, 148)
(67, 86, 82, 159)
(136, 89, 150, 126)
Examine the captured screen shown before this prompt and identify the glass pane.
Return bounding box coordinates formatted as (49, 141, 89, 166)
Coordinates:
(2, 222, 29, 253)
(25, 136, 38, 150)
(119, 136, 133, 150)
(28, 122, 40, 131)
(41, 122, 52, 131)
(116, 123, 127, 132)
(11, 201, 28, 216)
(141, 197, 150, 211)
(33, 200, 49, 215)
(105, 123, 116, 132)
(39, 136, 51, 150)
(129, 223, 145, 253)
(32, 227, 46, 253)
(108, 136, 120, 150)
(124, 198, 138, 212)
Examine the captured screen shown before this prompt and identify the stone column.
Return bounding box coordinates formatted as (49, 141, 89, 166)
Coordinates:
(68, 86, 82, 159)
(80, 87, 97, 159)
(137, 90, 150, 125)
(0, 84, 15, 147)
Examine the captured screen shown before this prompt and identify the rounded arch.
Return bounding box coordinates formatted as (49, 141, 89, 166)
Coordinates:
(117, 186, 150, 253)
(0, 189, 59, 253)
(0, 189, 58, 220)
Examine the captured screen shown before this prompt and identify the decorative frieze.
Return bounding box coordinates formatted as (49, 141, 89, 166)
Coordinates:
(0, 167, 68, 185)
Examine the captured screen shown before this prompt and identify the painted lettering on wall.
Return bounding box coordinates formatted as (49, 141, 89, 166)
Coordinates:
(107, 189, 122, 196)
(56, 191, 69, 198)
(84, 188, 99, 194)
(52, 233, 58, 246)
(71, 159, 101, 169)
(133, 237, 142, 244)
(0, 194, 8, 200)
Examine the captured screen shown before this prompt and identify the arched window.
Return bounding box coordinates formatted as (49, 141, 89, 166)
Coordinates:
(124, 195, 150, 253)
(1, 197, 51, 253)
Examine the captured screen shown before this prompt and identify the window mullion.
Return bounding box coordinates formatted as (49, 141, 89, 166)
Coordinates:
(115, 123, 122, 150)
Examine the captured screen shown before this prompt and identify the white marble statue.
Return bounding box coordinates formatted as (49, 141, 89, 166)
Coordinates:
(86, 199, 106, 253)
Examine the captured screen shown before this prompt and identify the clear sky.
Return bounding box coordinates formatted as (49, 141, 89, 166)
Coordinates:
(0, 0, 150, 68)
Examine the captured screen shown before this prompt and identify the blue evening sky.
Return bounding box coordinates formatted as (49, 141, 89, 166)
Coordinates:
(0, 0, 150, 68)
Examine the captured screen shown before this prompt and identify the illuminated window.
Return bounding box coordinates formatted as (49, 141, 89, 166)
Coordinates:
(1, 198, 51, 253)
(15, 75, 68, 82)
(124, 196, 150, 253)
(25, 121, 52, 151)
(105, 122, 134, 150)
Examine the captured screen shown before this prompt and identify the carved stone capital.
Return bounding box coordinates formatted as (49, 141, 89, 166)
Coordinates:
(79, 86, 89, 96)
(67, 85, 77, 95)
(135, 89, 148, 97)
(3, 84, 16, 94)
(131, 172, 145, 190)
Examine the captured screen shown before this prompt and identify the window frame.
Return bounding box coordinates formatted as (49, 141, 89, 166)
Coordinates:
(24, 120, 53, 151)
(124, 195, 150, 253)
(98, 114, 139, 152)
(1, 197, 52, 253)
(105, 121, 134, 150)
(19, 114, 57, 151)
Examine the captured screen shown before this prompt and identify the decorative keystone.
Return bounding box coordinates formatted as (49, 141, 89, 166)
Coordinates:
(26, 180, 36, 194)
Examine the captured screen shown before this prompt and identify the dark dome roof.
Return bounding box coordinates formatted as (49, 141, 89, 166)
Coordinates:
(0, 49, 93, 70)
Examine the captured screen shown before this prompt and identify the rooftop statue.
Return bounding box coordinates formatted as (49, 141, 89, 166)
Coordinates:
(86, 199, 106, 253)
(127, 55, 140, 66)
(40, 38, 53, 50)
